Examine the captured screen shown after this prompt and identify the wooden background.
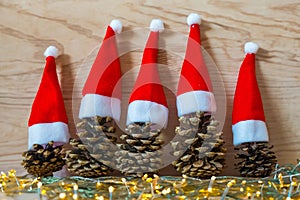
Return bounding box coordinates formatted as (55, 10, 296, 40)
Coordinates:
(0, 0, 299, 176)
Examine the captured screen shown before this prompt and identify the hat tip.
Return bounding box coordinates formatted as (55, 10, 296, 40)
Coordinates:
(244, 42, 259, 54)
(150, 19, 164, 32)
(44, 46, 59, 58)
(110, 19, 122, 34)
(187, 13, 201, 26)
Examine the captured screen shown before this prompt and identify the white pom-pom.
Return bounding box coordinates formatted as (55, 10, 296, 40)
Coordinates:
(244, 42, 259, 54)
(110, 19, 122, 34)
(187, 13, 201, 26)
(44, 46, 58, 58)
(150, 19, 164, 32)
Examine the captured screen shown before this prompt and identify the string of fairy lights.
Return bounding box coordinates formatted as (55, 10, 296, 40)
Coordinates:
(0, 160, 299, 199)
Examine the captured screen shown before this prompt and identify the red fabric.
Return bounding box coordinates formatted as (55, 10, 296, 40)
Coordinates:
(129, 83, 167, 106)
(177, 60, 210, 95)
(28, 56, 68, 126)
(141, 31, 158, 64)
(177, 23, 213, 96)
(189, 24, 201, 44)
(129, 31, 168, 107)
(232, 53, 266, 125)
(82, 26, 122, 99)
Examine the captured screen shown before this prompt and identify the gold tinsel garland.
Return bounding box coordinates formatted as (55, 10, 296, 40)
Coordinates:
(0, 160, 299, 199)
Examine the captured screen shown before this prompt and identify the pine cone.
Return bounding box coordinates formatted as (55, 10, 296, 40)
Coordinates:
(21, 141, 65, 177)
(115, 122, 163, 176)
(65, 116, 118, 177)
(65, 138, 112, 177)
(235, 142, 277, 177)
(172, 112, 226, 178)
(77, 116, 118, 166)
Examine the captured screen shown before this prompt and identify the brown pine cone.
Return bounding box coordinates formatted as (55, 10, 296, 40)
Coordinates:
(65, 115, 119, 177)
(76, 116, 117, 141)
(172, 112, 226, 178)
(65, 138, 112, 177)
(21, 141, 65, 177)
(115, 122, 163, 176)
(235, 142, 277, 177)
(76, 116, 118, 167)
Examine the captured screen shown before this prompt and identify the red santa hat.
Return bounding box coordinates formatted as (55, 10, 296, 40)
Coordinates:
(28, 46, 69, 149)
(232, 42, 269, 146)
(126, 19, 168, 129)
(176, 13, 216, 117)
(79, 20, 122, 120)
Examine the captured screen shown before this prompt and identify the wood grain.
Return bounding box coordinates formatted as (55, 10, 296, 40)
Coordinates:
(0, 0, 299, 176)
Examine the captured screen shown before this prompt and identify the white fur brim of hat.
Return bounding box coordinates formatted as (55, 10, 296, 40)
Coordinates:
(79, 94, 121, 120)
(28, 122, 69, 149)
(176, 91, 216, 116)
(126, 100, 168, 129)
(232, 120, 269, 146)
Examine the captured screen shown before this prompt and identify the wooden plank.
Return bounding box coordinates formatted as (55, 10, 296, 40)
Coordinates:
(0, 0, 299, 176)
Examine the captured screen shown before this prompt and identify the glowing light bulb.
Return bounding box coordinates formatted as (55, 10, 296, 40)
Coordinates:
(59, 193, 66, 199)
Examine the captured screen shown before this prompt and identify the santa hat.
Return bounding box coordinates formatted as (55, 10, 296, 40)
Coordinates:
(79, 19, 122, 120)
(28, 46, 69, 149)
(232, 42, 269, 146)
(126, 19, 168, 129)
(176, 13, 216, 117)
